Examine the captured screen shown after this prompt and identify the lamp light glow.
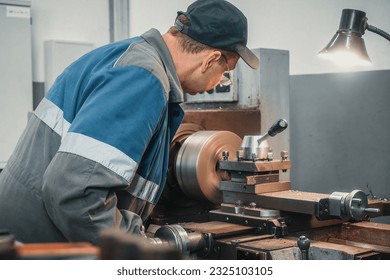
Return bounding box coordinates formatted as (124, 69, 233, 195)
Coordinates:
(319, 9, 390, 67)
(319, 9, 371, 67)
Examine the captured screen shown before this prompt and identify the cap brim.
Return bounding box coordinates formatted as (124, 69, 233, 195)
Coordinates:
(236, 45, 260, 69)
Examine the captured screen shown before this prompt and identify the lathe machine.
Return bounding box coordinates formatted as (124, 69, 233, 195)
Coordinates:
(97, 118, 390, 260)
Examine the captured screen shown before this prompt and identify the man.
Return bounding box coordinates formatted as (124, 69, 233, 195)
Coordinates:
(0, 0, 259, 245)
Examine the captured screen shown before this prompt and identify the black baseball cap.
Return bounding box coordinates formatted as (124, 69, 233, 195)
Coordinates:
(174, 0, 260, 69)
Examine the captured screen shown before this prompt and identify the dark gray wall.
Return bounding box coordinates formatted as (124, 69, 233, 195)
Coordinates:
(290, 70, 390, 223)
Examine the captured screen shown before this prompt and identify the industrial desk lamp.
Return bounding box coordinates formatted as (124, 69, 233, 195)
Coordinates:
(318, 9, 390, 67)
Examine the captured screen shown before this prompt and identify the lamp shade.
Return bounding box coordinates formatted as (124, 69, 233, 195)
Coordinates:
(318, 9, 372, 67)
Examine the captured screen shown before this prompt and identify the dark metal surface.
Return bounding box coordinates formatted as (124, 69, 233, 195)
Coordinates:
(220, 181, 291, 194)
(209, 209, 287, 237)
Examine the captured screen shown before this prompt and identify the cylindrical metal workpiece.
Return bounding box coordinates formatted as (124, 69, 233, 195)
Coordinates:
(175, 130, 242, 203)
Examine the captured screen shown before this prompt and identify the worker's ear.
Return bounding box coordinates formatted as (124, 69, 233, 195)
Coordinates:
(201, 50, 222, 73)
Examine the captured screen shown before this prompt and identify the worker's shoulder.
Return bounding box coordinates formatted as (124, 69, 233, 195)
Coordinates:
(114, 39, 164, 73)
(113, 38, 169, 91)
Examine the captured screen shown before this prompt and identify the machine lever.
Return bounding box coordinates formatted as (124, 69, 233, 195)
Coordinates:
(297, 235, 310, 260)
(257, 119, 288, 145)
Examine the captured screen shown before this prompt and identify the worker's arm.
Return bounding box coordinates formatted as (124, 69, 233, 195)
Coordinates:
(42, 66, 167, 244)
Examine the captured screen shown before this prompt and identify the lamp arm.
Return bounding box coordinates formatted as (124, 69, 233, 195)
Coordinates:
(366, 24, 390, 41)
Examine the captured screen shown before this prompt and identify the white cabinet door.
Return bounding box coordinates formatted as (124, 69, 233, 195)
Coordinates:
(0, 3, 33, 168)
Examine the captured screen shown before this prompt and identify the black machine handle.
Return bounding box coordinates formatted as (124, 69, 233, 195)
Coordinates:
(268, 119, 288, 137)
(297, 236, 310, 260)
(257, 119, 288, 145)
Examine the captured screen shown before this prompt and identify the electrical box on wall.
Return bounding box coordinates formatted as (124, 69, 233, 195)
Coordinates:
(184, 72, 238, 103)
(183, 48, 289, 112)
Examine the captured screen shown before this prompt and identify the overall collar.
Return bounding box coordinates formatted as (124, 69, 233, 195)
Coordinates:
(141, 29, 184, 103)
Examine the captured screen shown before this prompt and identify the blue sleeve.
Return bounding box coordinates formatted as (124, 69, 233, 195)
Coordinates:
(42, 66, 167, 244)
(69, 66, 167, 164)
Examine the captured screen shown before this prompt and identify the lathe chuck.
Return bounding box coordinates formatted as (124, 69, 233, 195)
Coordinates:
(175, 130, 242, 204)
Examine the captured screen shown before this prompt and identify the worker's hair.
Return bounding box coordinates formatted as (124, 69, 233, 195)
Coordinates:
(168, 14, 238, 64)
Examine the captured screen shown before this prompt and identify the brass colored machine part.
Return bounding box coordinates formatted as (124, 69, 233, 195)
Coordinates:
(175, 130, 242, 204)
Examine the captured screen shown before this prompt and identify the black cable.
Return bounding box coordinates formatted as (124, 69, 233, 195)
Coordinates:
(367, 24, 390, 41)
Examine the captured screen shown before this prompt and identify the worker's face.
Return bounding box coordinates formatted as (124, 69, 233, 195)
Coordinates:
(185, 51, 238, 95)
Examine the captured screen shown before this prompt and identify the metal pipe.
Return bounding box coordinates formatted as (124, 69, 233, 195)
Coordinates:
(109, 0, 130, 42)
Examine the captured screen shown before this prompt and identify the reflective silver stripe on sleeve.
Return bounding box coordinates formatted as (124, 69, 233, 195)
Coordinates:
(125, 173, 160, 204)
(33, 98, 71, 139)
(59, 132, 137, 182)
